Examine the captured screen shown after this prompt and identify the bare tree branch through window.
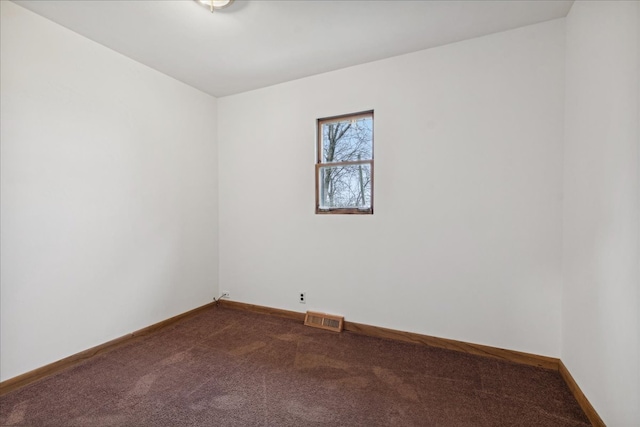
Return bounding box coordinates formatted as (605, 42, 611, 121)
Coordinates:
(316, 111, 373, 214)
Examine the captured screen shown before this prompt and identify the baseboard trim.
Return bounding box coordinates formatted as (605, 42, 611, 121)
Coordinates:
(343, 320, 559, 370)
(219, 300, 558, 370)
(0, 301, 217, 396)
(219, 299, 306, 321)
(559, 360, 606, 427)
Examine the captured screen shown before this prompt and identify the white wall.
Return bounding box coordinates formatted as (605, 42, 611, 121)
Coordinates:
(562, 1, 640, 425)
(0, 1, 218, 381)
(219, 19, 566, 357)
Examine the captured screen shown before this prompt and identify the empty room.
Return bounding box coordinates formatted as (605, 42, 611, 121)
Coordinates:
(1, 0, 638, 426)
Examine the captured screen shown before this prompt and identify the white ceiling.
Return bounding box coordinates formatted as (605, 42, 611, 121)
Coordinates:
(13, 0, 573, 97)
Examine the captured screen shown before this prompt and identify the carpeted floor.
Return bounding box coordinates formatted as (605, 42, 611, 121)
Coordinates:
(0, 306, 590, 426)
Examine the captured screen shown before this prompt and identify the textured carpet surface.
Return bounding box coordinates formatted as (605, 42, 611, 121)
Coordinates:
(0, 306, 590, 426)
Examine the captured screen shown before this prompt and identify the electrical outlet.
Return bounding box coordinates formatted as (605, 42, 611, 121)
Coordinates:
(221, 291, 230, 299)
(299, 292, 306, 304)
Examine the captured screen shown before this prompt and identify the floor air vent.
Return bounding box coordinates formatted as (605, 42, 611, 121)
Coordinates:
(304, 311, 344, 333)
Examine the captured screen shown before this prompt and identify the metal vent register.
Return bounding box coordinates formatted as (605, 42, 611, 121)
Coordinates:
(304, 311, 344, 333)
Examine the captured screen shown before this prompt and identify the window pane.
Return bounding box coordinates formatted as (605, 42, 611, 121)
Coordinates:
(321, 116, 372, 163)
(319, 163, 372, 209)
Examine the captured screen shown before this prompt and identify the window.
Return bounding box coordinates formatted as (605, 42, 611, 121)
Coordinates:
(316, 111, 374, 214)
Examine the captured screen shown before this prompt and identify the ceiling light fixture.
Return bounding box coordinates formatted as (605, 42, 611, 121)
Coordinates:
(197, 0, 234, 13)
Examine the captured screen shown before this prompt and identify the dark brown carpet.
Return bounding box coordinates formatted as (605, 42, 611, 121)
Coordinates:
(0, 306, 590, 426)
